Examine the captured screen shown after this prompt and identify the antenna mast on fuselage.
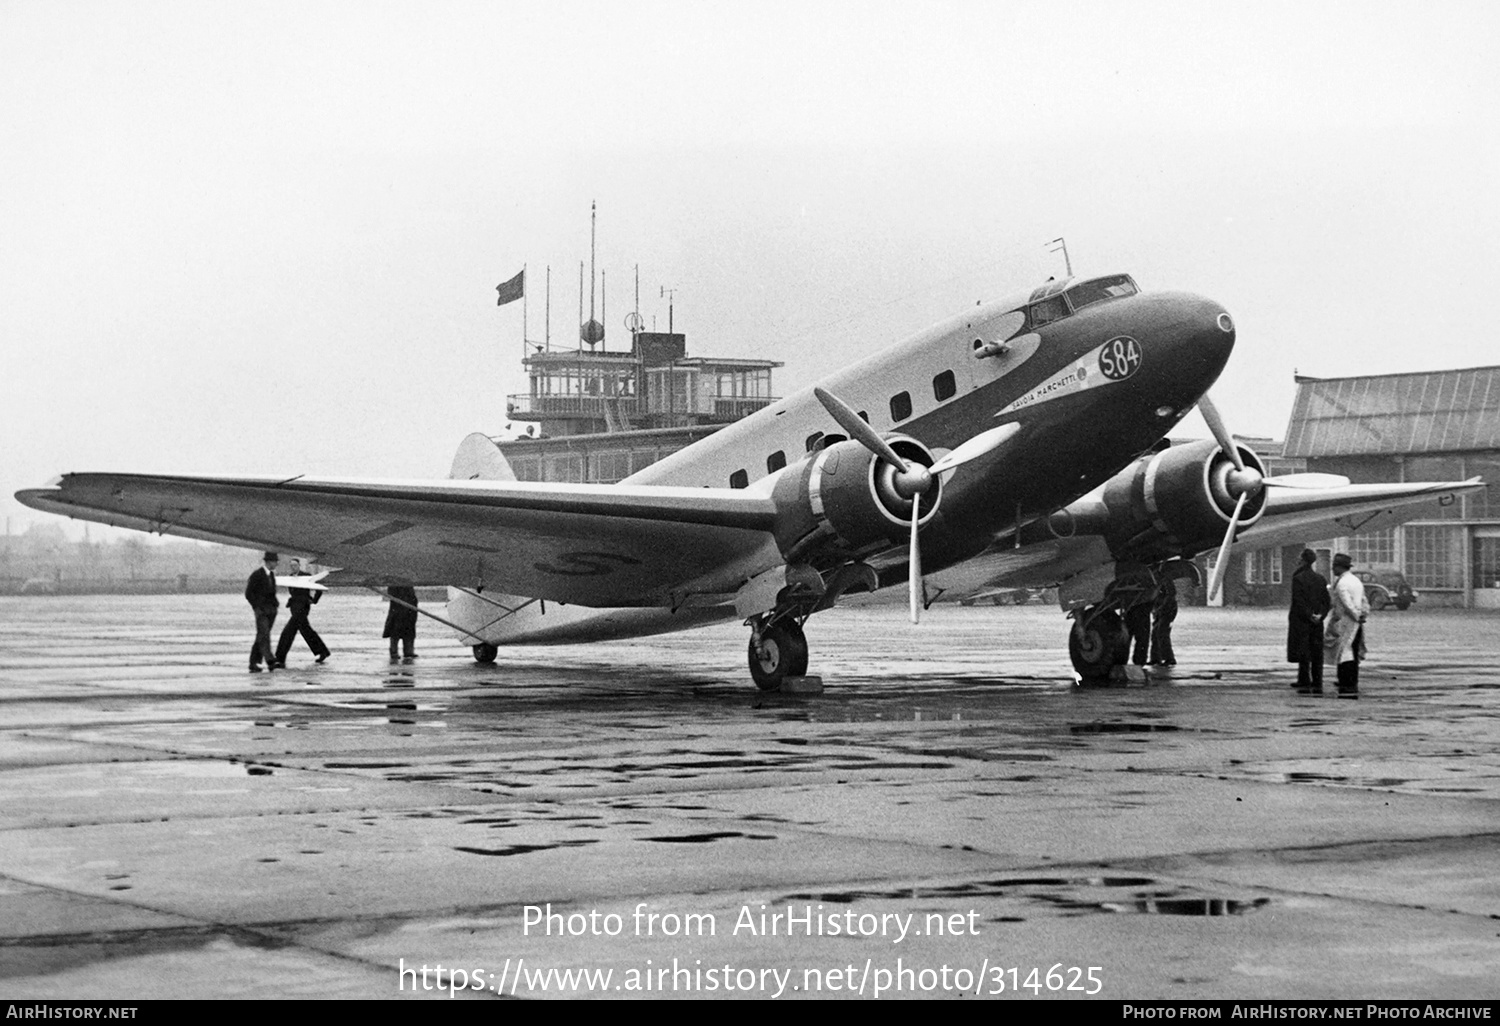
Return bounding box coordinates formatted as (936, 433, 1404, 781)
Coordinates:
(1048, 237, 1073, 278)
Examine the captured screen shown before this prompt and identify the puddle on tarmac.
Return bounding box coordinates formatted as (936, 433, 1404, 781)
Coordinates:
(642, 831, 776, 843)
(453, 840, 598, 857)
(778, 875, 1269, 918)
(1100, 897, 1270, 916)
(1069, 723, 1181, 734)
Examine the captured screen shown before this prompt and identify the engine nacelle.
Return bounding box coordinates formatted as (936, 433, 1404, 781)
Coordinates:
(771, 436, 941, 558)
(1058, 438, 1268, 562)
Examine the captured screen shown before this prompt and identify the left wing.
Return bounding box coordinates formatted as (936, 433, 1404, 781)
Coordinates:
(16, 473, 782, 606)
(927, 474, 1483, 601)
(1234, 476, 1483, 551)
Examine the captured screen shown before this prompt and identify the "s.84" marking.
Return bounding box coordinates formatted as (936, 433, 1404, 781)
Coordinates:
(1097, 336, 1142, 380)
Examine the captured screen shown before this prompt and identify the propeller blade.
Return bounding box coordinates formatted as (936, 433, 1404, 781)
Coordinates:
(909, 499, 922, 624)
(1197, 392, 1245, 473)
(814, 387, 909, 472)
(929, 423, 1021, 476)
(1206, 491, 1248, 603)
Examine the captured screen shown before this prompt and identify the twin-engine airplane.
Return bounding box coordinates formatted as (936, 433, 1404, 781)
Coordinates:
(18, 272, 1481, 687)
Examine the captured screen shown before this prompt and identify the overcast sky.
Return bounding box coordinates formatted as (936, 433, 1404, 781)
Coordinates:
(4, 0, 1498, 540)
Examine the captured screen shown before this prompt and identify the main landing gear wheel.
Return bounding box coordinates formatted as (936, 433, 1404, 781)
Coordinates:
(1069, 609, 1129, 681)
(472, 643, 499, 664)
(748, 621, 809, 691)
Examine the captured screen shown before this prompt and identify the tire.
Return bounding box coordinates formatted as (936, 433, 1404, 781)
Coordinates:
(748, 621, 809, 691)
(472, 642, 499, 664)
(1368, 591, 1388, 612)
(1394, 597, 1411, 611)
(1069, 609, 1129, 680)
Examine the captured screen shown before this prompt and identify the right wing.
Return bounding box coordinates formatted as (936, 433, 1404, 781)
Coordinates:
(17, 472, 782, 607)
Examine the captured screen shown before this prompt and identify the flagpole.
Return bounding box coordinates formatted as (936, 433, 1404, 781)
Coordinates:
(545, 265, 551, 353)
(521, 263, 528, 364)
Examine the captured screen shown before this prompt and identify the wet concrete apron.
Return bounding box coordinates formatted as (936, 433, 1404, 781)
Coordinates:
(1, 595, 1497, 999)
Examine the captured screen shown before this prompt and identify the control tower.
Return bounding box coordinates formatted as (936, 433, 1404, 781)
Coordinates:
(496, 208, 782, 483)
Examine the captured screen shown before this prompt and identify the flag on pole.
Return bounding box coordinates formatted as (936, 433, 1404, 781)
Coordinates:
(495, 269, 525, 307)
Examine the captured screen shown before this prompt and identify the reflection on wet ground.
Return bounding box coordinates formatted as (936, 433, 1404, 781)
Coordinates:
(1, 596, 1499, 998)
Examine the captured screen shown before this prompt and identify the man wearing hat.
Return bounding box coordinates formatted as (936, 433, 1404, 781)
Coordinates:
(1326, 552, 1370, 697)
(1286, 549, 1331, 692)
(244, 551, 281, 673)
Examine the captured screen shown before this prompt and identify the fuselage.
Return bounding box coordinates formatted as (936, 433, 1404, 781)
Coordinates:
(455, 273, 1235, 644)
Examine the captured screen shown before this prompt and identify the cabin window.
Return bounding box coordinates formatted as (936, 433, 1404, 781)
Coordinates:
(729, 469, 748, 489)
(767, 450, 787, 473)
(890, 391, 912, 422)
(805, 431, 824, 453)
(858, 411, 869, 423)
(933, 370, 956, 401)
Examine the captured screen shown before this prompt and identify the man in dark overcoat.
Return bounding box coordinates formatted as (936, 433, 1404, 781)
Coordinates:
(383, 585, 419, 660)
(273, 557, 330, 666)
(245, 551, 280, 672)
(1286, 548, 1331, 691)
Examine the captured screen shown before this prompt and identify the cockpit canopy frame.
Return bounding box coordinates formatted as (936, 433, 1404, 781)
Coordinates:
(1024, 273, 1139, 331)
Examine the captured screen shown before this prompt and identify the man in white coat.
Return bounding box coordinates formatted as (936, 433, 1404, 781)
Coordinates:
(1327, 552, 1369, 698)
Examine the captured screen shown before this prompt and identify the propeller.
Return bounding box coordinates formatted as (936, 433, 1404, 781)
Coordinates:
(1198, 392, 1276, 603)
(813, 388, 1018, 623)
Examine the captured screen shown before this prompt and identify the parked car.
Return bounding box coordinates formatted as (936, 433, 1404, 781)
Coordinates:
(958, 587, 1039, 606)
(1354, 566, 1417, 611)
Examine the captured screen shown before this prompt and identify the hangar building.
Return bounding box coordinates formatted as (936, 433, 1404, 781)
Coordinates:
(1231, 365, 1500, 609)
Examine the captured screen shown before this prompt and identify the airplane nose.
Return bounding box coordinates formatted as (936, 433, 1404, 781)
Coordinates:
(1145, 290, 1236, 390)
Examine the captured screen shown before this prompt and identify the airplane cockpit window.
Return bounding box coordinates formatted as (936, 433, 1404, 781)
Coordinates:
(1065, 274, 1138, 312)
(1026, 296, 1069, 330)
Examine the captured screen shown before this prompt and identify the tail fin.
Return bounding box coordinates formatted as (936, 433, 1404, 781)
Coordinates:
(449, 432, 517, 482)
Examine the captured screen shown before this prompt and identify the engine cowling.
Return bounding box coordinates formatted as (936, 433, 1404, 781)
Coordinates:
(1055, 438, 1268, 562)
(771, 436, 941, 558)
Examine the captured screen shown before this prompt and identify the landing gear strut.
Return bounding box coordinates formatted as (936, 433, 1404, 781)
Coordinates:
(748, 619, 809, 691)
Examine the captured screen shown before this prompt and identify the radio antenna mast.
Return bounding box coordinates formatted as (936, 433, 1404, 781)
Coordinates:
(1047, 237, 1073, 277)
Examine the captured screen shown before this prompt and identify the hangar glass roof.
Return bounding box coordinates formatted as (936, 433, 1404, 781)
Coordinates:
(1283, 365, 1500, 457)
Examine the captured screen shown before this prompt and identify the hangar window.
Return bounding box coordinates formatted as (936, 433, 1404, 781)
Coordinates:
(729, 469, 748, 489)
(890, 391, 912, 422)
(933, 370, 956, 402)
(1065, 274, 1138, 312)
(767, 450, 787, 473)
